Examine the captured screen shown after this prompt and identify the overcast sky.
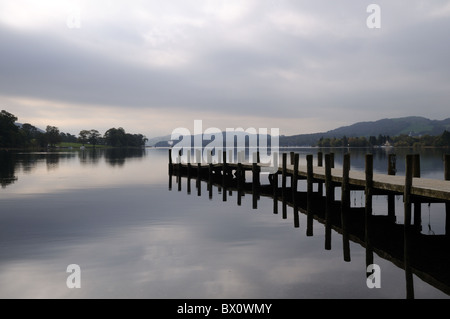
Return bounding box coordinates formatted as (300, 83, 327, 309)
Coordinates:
(1, 0, 449, 138)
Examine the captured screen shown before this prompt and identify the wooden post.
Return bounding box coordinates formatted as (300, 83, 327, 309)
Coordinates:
(273, 171, 279, 215)
(237, 162, 243, 206)
(365, 154, 374, 268)
(404, 155, 415, 299)
(290, 152, 295, 165)
(324, 154, 332, 250)
(293, 153, 299, 228)
(306, 154, 314, 236)
(168, 149, 173, 175)
(317, 152, 323, 167)
(292, 154, 299, 210)
(412, 154, 422, 228)
(317, 152, 323, 196)
(222, 151, 227, 202)
(444, 152, 449, 174)
(252, 163, 260, 209)
(388, 154, 396, 221)
(197, 163, 201, 196)
(208, 163, 213, 199)
(187, 151, 192, 195)
(282, 153, 287, 219)
(445, 155, 450, 237)
(330, 153, 335, 168)
(177, 155, 182, 192)
(404, 155, 413, 227)
(341, 153, 351, 262)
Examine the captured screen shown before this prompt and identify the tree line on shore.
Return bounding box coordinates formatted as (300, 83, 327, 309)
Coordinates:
(0, 110, 147, 148)
(316, 131, 450, 148)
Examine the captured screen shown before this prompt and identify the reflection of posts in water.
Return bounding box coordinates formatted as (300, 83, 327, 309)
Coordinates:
(445, 155, 450, 237)
(292, 153, 300, 228)
(324, 154, 333, 250)
(306, 154, 314, 236)
(341, 153, 351, 262)
(404, 154, 415, 299)
(387, 154, 396, 221)
(365, 154, 374, 269)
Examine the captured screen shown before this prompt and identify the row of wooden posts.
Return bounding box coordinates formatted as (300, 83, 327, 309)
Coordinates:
(169, 150, 450, 231)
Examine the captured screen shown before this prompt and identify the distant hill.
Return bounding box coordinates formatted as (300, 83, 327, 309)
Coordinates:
(280, 116, 450, 146)
(15, 123, 45, 133)
(152, 117, 450, 147)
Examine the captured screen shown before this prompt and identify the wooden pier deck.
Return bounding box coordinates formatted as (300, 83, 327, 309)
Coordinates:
(169, 151, 450, 203)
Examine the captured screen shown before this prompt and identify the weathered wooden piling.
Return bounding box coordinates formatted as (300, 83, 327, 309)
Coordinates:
(412, 154, 422, 229)
(237, 162, 243, 206)
(282, 153, 287, 219)
(341, 153, 351, 262)
(387, 154, 396, 220)
(445, 155, 450, 236)
(365, 154, 374, 268)
(317, 152, 323, 196)
(168, 149, 173, 175)
(404, 155, 415, 300)
(292, 153, 299, 211)
(306, 154, 314, 237)
(404, 155, 414, 227)
(252, 163, 260, 209)
(273, 170, 279, 215)
(208, 163, 213, 199)
(324, 154, 332, 250)
(220, 151, 227, 201)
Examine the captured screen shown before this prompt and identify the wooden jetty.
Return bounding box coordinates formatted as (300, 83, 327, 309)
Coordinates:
(168, 150, 450, 298)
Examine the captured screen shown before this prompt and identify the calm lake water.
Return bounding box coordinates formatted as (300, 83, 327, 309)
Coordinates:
(0, 147, 449, 299)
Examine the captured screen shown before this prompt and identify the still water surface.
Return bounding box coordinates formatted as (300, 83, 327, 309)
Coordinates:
(0, 147, 449, 299)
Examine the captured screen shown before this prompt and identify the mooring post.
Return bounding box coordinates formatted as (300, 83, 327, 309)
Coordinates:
(404, 154, 415, 299)
(197, 163, 201, 196)
(365, 154, 374, 268)
(237, 162, 243, 206)
(341, 153, 351, 262)
(273, 169, 279, 215)
(282, 153, 287, 219)
(388, 154, 397, 221)
(177, 154, 182, 192)
(317, 152, 323, 196)
(412, 154, 422, 230)
(252, 163, 260, 209)
(292, 153, 299, 211)
(293, 153, 300, 228)
(306, 154, 314, 236)
(187, 152, 192, 195)
(222, 151, 227, 202)
(290, 152, 294, 165)
(168, 149, 173, 175)
(330, 153, 335, 168)
(324, 154, 332, 250)
(404, 155, 413, 227)
(208, 163, 213, 199)
(445, 154, 450, 237)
